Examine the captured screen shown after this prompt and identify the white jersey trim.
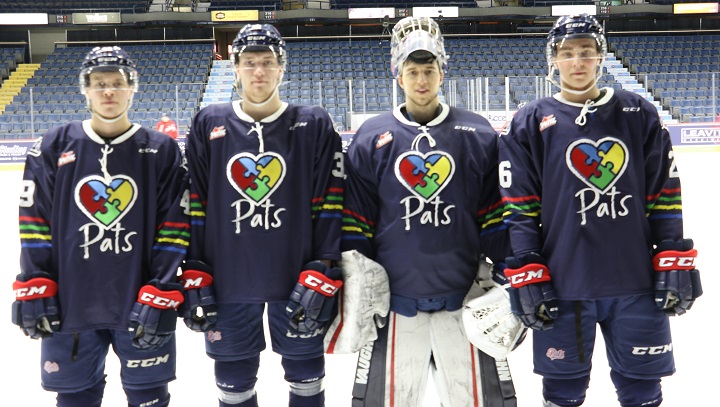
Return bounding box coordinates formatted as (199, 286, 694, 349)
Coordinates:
(82, 120, 141, 144)
(232, 100, 289, 123)
(553, 87, 614, 107)
(392, 102, 451, 126)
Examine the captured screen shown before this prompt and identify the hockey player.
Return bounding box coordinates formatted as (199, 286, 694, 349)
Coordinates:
(12, 46, 189, 407)
(498, 14, 703, 407)
(183, 24, 344, 407)
(342, 16, 518, 406)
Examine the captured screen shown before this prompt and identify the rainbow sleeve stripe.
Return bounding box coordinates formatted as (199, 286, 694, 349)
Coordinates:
(477, 199, 508, 236)
(312, 187, 344, 219)
(153, 221, 190, 254)
(647, 187, 683, 220)
(189, 193, 206, 226)
(19, 216, 52, 249)
(341, 209, 375, 241)
(501, 194, 542, 221)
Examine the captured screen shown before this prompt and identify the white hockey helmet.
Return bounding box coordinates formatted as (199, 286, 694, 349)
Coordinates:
(390, 16, 448, 77)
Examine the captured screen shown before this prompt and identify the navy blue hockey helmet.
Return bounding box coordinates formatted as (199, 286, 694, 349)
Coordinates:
(231, 24, 287, 68)
(80, 46, 139, 94)
(546, 14, 606, 92)
(546, 14, 606, 63)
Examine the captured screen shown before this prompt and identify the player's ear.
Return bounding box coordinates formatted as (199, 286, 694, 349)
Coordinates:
(397, 73, 405, 89)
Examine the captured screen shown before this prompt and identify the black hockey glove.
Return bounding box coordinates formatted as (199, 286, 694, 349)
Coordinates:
(286, 261, 343, 334)
(653, 239, 703, 316)
(128, 280, 184, 350)
(178, 260, 218, 332)
(11, 271, 61, 339)
(503, 253, 558, 331)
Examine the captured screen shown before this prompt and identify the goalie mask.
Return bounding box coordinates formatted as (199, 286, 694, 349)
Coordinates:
(390, 16, 448, 77)
(80, 46, 138, 123)
(231, 23, 287, 107)
(546, 14, 607, 95)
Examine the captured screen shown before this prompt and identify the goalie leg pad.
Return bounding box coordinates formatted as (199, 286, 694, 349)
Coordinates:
(431, 310, 517, 406)
(324, 250, 390, 354)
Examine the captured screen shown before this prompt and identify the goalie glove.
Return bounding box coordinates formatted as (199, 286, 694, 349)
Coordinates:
(128, 280, 184, 350)
(178, 260, 218, 332)
(286, 261, 343, 334)
(653, 239, 703, 316)
(11, 271, 61, 339)
(463, 285, 527, 360)
(504, 253, 558, 331)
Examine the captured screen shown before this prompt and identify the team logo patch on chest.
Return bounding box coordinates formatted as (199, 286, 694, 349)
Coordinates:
(226, 152, 287, 205)
(75, 175, 138, 229)
(566, 138, 629, 194)
(395, 151, 455, 202)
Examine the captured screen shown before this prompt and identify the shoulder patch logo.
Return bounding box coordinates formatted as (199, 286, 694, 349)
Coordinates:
(539, 115, 557, 132)
(376, 131, 393, 149)
(394, 151, 455, 203)
(28, 137, 43, 157)
(209, 126, 226, 140)
(58, 151, 76, 167)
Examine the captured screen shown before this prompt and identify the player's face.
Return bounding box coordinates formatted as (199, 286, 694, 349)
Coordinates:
(235, 51, 283, 103)
(398, 60, 443, 113)
(84, 71, 134, 118)
(553, 38, 602, 93)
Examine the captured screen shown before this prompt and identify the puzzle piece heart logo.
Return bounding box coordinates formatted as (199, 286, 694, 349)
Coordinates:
(226, 152, 287, 205)
(395, 151, 455, 202)
(75, 175, 138, 230)
(566, 137, 629, 194)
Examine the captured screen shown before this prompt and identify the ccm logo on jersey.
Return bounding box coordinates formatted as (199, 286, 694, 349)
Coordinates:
(653, 249, 697, 271)
(622, 107, 641, 112)
(504, 264, 551, 288)
(299, 270, 342, 296)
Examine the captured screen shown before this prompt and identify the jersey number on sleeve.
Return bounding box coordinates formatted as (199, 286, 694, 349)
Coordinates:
(19, 180, 35, 208)
(332, 151, 345, 179)
(668, 151, 679, 179)
(499, 161, 512, 188)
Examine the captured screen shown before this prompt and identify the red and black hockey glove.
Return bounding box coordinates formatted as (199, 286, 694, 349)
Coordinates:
(128, 280, 184, 350)
(178, 260, 218, 332)
(653, 239, 703, 316)
(11, 271, 61, 339)
(286, 261, 343, 334)
(503, 253, 558, 331)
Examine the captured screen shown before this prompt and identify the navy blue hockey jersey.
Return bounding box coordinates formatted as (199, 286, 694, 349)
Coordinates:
(186, 102, 343, 303)
(498, 88, 684, 300)
(342, 104, 509, 303)
(19, 121, 189, 333)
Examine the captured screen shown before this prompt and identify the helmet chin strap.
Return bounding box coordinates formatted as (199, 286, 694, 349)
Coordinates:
(547, 63, 603, 97)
